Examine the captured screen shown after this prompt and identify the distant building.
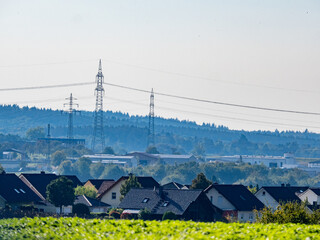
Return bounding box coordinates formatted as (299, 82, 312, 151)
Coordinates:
(126, 152, 197, 165)
(207, 153, 297, 168)
(82, 154, 138, 167)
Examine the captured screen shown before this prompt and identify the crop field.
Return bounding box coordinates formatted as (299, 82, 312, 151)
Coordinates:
(1, 217, 320, 239)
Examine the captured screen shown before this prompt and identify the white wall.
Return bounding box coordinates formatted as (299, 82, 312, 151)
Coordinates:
(255, 188, 279, 210)
(205, 188, 235, 210)
(100, 180, 124, 207)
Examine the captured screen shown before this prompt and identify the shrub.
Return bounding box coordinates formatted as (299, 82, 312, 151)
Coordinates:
(120, 212, 134, 219)
(72, 203, 90, 216)
(162, 211, 176, 220)
(109, 210, 121, 219)
(138, 208, 152, 220)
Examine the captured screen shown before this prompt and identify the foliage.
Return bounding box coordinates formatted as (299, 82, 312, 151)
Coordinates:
(74, 186, 97, 198)
(255, 201, 320, 224)
(58, 160, 73, 175)
(51, 150, 67, 167)
(103, 146, 115, 154)
(109, 210, 121, 219)
(4, 218, 320, 239)
(90, 162, 105, 179)
(72, 157, 92, 181)
(190, 172, 212, 190)
(120, 212, 134, 219)
(138, 208, 152, 220)
(162, 211, 177, 220)
(120, 174, 142, 200)
(46, 176, 75, 214)
(0, 164, 4, 174)
(100, 165, 126, 180)
(72, 203, 90, 216)
(146, 145, 159, 154)
(26, 126, 45, 140)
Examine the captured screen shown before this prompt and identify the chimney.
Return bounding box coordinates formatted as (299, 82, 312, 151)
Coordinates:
(281, 183, 285, 187)
(286, 183, 290, 187)
(40, 171, 45, 175)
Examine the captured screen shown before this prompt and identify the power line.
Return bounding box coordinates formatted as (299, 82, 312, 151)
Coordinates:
(0, 82, 93, 91)
(103, 82, 320, 116)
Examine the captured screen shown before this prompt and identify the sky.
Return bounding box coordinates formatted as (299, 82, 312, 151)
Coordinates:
(0, 0, 320, 132)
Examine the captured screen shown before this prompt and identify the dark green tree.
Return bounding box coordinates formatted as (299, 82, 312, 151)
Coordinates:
(120, 174, 142, 200)
(46, 176, 75, 214)
(26, 126, 45, 140)
(58, 160, 73, 175)
(90, 162, 105, 179)
(72, 203, 90, 216)
(0, 164, 4, 174)
(146, 145, 159, 154)
(103, 146, 115, 154)
(190, 172, 212, 190)
(100, 165, 126, 180)
(51, 150, 67, 167)
(162, 211, 177, 220)
(73, 157, 92, 181)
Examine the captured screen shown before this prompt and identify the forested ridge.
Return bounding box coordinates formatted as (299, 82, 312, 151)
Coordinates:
(1, 104, 320, 157)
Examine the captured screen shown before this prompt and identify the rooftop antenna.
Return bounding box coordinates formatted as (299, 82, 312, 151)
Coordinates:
(92, 59, 105, 152)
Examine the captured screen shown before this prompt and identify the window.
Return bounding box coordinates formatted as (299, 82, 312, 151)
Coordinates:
(210, 196, 213, 203)
(240, 213, 244, 219)
(14, 189, 20, 193)
(249, 214, 253, 220)
(112, 192, 116, 199)
(20, 189, 26, 193)
(162, 201, 169, 207)
(142, 198, 149, 203)
(218, 196, 223, 204)
(262, 191, 266, 196)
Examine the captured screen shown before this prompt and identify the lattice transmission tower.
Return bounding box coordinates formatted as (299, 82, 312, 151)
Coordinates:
(92, 59, 105, 152)
(63, 93, 79, 139)
(147, 88, 155, 147)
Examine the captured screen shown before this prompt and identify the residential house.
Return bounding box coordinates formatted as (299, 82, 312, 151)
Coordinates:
(162, 182, 189, 190)
(0, 173, 41, 209)
(19, 171, 83, 213)
(74, 195, 110, 213)
(98, 175, 159, 207)
(204, 184, 264, 222)
(119, 188, 223, 222)
(297, 188, 320, 206)
(84, 179, 115, 195)
(255, 185, 308, 210)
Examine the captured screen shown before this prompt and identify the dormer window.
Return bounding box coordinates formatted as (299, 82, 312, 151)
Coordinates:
(20, 189, 26, 193)
(142, 198, 149, 203)
(14, 189, 20, 193)
(162, 201, 169, 207)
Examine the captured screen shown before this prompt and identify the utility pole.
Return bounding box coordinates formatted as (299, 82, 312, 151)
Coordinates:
(147, 88, 155, 147)
(92, 59, 105, 152)
(47, 124, 51, 163)
(64, 93, 78, 139)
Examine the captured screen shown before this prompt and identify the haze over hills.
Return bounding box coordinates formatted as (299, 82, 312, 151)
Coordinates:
(0, 105, 320, 157)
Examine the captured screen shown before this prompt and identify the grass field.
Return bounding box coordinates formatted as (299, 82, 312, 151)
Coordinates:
(1, 217, 320, 239)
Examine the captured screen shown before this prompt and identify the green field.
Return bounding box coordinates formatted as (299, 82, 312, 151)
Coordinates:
(1, 217, 320, 239)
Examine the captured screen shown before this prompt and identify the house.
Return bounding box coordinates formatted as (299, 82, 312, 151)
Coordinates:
(98, 175, 159, 207)
(297, 188, 320, 206)
(84, 179, 115, 195)
(0, 173, 42, 209)
(19, 172, 83, 214)
(204, 184, 264, 222)
(255, 185, 308, 210)
(119, 188, 223, 222)
(126, 152, 197, 165)
(162, 182, 189, 190)
(74, 195, 110, 213)
(19, 171, 82, 201)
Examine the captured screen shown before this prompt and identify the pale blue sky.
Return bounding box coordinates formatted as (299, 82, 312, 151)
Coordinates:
(0, 1, 320, 132)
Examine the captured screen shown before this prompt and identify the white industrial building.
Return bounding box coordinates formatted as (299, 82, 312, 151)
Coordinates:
(82, 154, 138, 167)
(207, 153, 297, 168)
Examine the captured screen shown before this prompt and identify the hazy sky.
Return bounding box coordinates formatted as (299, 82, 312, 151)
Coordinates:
(0, 1, 320, 132)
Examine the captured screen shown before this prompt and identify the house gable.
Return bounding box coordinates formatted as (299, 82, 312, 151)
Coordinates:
(205, 187, 235, 210)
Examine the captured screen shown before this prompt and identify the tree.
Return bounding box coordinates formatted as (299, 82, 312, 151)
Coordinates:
(51, 151, 67, 167)
(103, 146, 115, 155)
(190, 173, 212, 190)
(58, 160, 73, 175)
(120, 174, 142, 200)
(46, 176, 75, 214)
(0, 164, 4, 174)
(73, 157, 92, 181)
(74, 186, 97, 198)
(72, 203, 90, 216)
(146, 145, 159, 154)
(162, 211, 177, 220)
(100, 165, 126, 180)
(26, 126, 45, 140)
(90, 162, 105, 179)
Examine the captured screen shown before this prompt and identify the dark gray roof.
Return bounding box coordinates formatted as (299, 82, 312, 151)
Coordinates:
(20, 173, 82, 199)
(259, 186, 309, 203)
(309, 188, 320, 196)
(75, 195, 110, 207)
(119, 188, 209, 216)
(162, 182, 185, 190)
(0, 173, 41, 203)
(205, 184, 265, 211)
